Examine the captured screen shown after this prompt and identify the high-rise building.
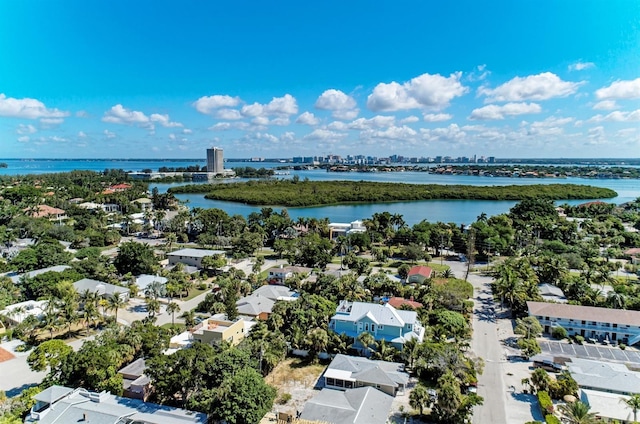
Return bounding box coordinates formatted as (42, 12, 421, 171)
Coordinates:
(206, 147, 224, 173)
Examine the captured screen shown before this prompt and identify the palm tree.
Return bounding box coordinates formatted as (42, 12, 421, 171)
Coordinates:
(372, 339, 398, 362)
(357, 331, 376, 357)
(558, 400, 599, 424)
(166, 301, 180, 326)
(621, 393, 640, 423)
(306, 327, 329, 362)
(409, 383, 431, 416)
(146, 298, 161, 319)
(180, 310, 196, 328)
(107, 293, 127, 324)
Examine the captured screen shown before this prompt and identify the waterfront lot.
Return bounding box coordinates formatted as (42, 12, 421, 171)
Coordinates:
(539, 340, 640, 364)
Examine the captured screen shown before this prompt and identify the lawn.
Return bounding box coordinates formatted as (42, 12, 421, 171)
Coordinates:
(266, 357, 327, 414)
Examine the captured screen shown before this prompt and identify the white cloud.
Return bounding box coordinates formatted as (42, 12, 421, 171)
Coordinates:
(216, 109, 243, 120)
(479, 72, 583, 102)
(367, 72, 468, 112)
(469, 102, 542, 120)
(17, 124, 37, 135)
(193, 95, 241, 114)
(102, 105, 151, 127)
(348, 115, 395, 130)
(423, 113, 452, 122)
(280, 131, 296, 142)
(587, 126, 606, 144)
(589, 109, 640, 123)
(595, 78, 640, 100)
(182, 128, 192, 134)
(78, 131, 87, 138)
(102, 105, 181, 129)
(568, 61, 595, 71)
(17, 136, 30, 143)
(76, 110, 89, 118)
(150, 113, 183, 128)
(296, 112, 319, 125)
(592, 100, 618, 110)
(315, 89, 359, 119)
(270, 117, 290, 126)
(104, 129, 116, 139)
(303, 129, 347, 141)
(327, 121, 348, 131)
(40, 118, 64, 125)
(0, 93, 69, 120)
(209, 122, 251, 131)
(169, 133, 176, 140)
(420, 124, 466, 143)
(362, 125, 417, 140)
(400, 116, 420, 124)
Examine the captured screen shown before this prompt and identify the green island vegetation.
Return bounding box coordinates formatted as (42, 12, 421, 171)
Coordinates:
(0, 162, 7, 168)
(2, 169, 640, 423)
(167, 179, 617, 207)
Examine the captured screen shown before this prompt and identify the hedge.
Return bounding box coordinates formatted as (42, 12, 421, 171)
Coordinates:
(538, 391, 554, 415)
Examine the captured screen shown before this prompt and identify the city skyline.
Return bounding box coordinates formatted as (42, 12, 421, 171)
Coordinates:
(1, 1, 639, 159)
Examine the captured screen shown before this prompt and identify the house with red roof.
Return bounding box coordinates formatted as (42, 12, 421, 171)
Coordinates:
(407, 265, 434, 284)
(26, 205, 67, 221)
(387, 297, 423, 310)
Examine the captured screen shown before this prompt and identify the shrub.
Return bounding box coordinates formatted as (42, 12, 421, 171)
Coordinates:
(619, 343, 626, 350)
(277, 393, 292, 405)
(574, 335, 584, 345)
(545, 414, 561, 424)
(537, 391, 554, 415)
(551, 326, 567, 340)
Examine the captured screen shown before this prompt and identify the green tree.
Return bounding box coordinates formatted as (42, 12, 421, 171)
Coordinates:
(621, 393, 640, 423)
(210, 367, 276, 424)
(113, 241, 158, 275)
(409, 383, 431, 416)
(432, 371, 463, 423)
(357, 331, 376, 357)
(27, 339, 72, 378)
(306, 327, 329, 362)
(107, 293, 127, 323)
(166, 301, 180, 326)
(515, 316, 543, 339)
(558, 400, 599, 424)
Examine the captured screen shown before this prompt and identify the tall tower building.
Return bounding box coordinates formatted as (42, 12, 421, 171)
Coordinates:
(206, 147, 224, 173)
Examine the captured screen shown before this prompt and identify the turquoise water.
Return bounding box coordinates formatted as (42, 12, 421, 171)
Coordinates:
(2, 158, 638, 225)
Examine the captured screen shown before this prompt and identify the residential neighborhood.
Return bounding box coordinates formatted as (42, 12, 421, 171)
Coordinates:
(0, 170, 639, 424)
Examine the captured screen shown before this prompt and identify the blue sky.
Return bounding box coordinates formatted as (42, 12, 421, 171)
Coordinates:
(1, 1, 639, 159)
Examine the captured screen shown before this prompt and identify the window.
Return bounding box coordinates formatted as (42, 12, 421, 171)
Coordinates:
(582, 320, 586, 325)
(345, 381, 354, 389)
(613, 324, 617, 328)
(379, 325, 384, 330)
(407, 324, 412, 330)
(326, 378, 335, 386)
(591, 321, 597, 325)
(371, 324, 376, 332)
(365, 323, 369, 331)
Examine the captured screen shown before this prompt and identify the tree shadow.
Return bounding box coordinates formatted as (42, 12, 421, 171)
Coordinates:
(511, 392, 544, 421)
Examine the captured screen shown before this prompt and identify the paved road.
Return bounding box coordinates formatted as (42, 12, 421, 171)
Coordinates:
(445, 261, 507, 424)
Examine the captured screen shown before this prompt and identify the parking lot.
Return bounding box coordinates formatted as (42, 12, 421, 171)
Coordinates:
(539, 339, 640, 364)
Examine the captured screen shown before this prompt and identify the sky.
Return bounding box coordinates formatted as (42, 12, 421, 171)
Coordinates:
(0, 1, 639, 159)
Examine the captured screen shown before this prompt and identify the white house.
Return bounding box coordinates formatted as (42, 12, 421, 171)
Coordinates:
(527, 301, 640, 345)
(167, 248, 225, 269)
(329, 220, 367, 239)
(0, 300, 49, 324)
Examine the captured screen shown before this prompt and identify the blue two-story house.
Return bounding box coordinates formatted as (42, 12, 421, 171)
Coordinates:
(329, 300, 425, 350)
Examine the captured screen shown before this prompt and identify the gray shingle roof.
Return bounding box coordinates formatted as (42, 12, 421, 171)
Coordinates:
(252, 284, 295, 300)
(327, 354, 409, 387)
(9, 265, 71, 284)
(236, 294, 275, 316)
(300, 387, 393, 424)
(73, 279, 129, 297)
(528, 301, 640, 327)
(568, 357, 640, 395)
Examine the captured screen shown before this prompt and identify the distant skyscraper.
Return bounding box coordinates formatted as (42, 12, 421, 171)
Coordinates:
(206, 147, 224, 173)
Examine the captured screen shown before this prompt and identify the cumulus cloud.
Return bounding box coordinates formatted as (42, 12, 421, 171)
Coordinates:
(367, 72, 468, 112)
(400, 116, 420, 124)
(209, 122, 251, 131)
(303, 129, 347, 141)
(420, 124, 466, 143)
(78, 131, 87, 138)
(469, 102, 542, 120)
(0, 93, 69, 120)
(241, 94, 299, 118)
(193, 95, 241, 114)
(102, 105, 182, 129)
(215, 109, 243, 120)
(361, 125, 417, 140)
(296, 112, 320, 126)
(348, 115, 395, 130)
(568, 61, 595, 71)
(17, 136, 30, 143)
(17, 124, 37, 135)
(40, 118, 64, 126)
(479, 72, 583, 102)
(589, 109, 640, 123)
(315, 89, 359, 119)
(182, 128, 192, 134)
(104, 129, 116, 139)
(327, 121, 348, 131)
(592, 100, 618, 110)
(423, 113, 452, 122)
(595, 78, 640, 100)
